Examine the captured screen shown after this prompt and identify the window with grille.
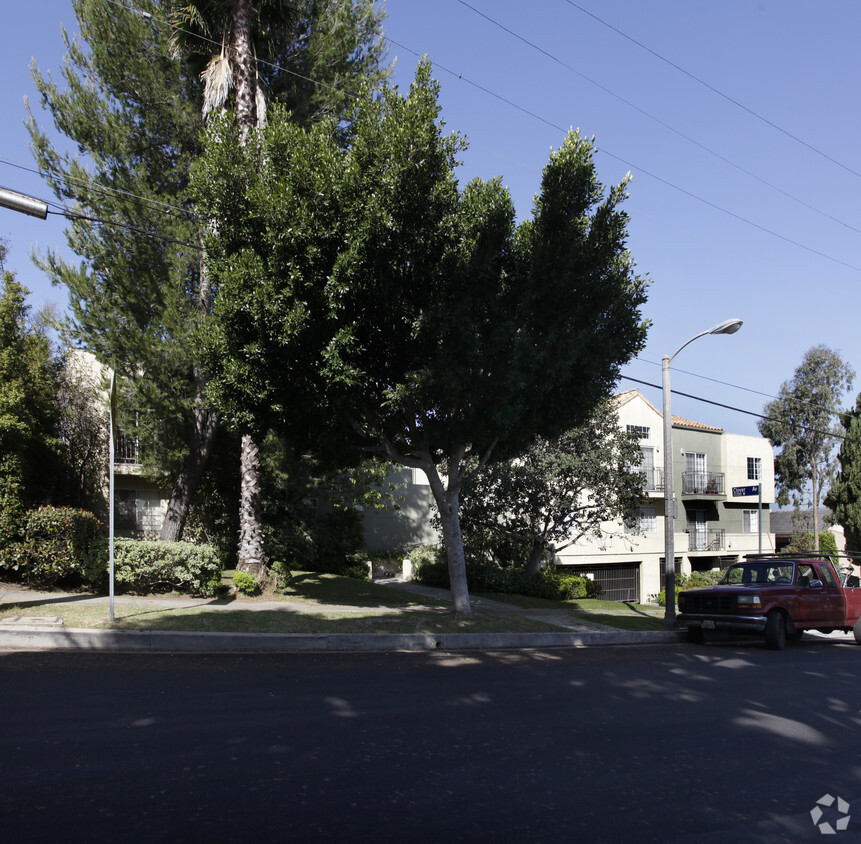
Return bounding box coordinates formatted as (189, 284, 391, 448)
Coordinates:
(747, 457, 761, 481)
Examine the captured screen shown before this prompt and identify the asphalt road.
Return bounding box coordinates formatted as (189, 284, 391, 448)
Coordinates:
(2, 640, 861, 843)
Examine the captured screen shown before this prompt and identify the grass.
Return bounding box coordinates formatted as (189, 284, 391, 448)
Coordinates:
(0, 574, 669, 635)
(475, 592, 668, 632)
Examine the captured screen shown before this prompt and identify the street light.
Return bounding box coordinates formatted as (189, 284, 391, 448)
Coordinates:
(662, 317, 743, 626)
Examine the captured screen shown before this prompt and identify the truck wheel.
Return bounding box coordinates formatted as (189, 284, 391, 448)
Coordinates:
(853, 620, 861, 645)
(764, 611, 786, 650)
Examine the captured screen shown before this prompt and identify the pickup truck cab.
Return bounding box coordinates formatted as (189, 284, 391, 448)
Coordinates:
(677, 558, 861, 650)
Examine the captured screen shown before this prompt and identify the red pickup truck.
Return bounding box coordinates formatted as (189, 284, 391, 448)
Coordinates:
(677, 558, 861, 650)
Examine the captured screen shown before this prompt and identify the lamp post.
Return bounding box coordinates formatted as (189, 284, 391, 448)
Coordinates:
(663, 317, 743, 625)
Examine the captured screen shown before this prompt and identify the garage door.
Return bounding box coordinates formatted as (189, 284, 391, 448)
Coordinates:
(571, 563, 640, 603)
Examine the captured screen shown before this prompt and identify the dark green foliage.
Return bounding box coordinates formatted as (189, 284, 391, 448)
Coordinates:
(28, 0, 391, 539)
(458, 405, 646, 573)
(195, 62, 649, 615)
(415, 559, 603, 601)
(0, 506, 103, 588)
(826, 396, 861, 552)
(265, 508, 364, 575)
(111, 540, 222, 596)
(0, 267, 65, 513)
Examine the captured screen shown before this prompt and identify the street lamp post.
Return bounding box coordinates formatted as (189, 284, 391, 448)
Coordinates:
(663, 318, 743, 626)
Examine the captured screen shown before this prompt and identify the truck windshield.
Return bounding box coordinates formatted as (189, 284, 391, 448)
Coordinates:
(721, 563, 795, 585)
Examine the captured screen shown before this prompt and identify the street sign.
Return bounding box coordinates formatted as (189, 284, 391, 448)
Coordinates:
(732, 485, 760, 497)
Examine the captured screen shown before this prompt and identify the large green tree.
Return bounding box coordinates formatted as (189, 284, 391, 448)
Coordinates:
(194, 64, 650, 614)
(759, 345, 854, 551)
(825, 396, 861, 552)
(0, 244, 64, 540)
(28, 0, 389, 555)
(458, 404, 646, 575)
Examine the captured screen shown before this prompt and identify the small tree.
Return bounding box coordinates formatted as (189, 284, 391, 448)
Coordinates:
(825, 396, 861, 552)
(195, 64, 649, 615)
(458, 404, 646, 574)
(759, 346, 854, 551)
(0, 249, 64, 529)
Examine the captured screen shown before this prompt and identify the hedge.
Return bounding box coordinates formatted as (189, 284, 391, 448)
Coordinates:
(112, 539, 222, 597)
(0, 506, 103, 588)
(414, 556, 603, 601)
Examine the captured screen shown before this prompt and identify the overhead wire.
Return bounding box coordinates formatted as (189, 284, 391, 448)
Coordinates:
(456, 0, 861, 237)
(38, 0, 861, 273)
(621, 375, 857, 444)
(384, 38, 861, 274)
(0, 155, 193, 221)
(563, 0, 861, 181)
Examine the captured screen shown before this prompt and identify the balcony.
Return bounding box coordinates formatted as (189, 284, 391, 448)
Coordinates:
(681, 471, 725, 497)
(688, 528, 725, 552)
(115, 430, 140, 465)
(636, 466, 664, 493)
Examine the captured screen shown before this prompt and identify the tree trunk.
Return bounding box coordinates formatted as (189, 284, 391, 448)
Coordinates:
(423, 461, 472, 616)
(159, 401, 217, 541)
(160, 249, 217, 541)
(237, 432, 266, 576)
(228, 0, 267, 575)
(525, 539, 549, 576)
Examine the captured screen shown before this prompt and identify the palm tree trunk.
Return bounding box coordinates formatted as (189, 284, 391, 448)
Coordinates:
(231, 0, 267, 574)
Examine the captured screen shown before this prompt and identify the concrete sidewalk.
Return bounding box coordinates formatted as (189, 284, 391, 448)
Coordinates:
(0, 579, 685, 653)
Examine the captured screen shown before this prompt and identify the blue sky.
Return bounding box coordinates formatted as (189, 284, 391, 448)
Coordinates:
(2, 1, 860, 439)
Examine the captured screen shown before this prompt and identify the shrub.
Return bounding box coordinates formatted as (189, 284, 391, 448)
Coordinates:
(413, 554, 602, 601)
(112, 540, 222, 596)
(233, 570, 261, 596)
(657, 569, 725, 606)
(0, 506, 103, 588)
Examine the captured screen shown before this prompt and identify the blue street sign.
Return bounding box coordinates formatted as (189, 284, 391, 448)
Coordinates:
(732, 485, 761, 497)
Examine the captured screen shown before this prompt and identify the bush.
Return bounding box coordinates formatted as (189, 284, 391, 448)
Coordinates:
(413, 554, 602, 601)
(0, 506, 103, 588)
(233, 570, 261, 596)
(657, 569, 725, 607)
(112, 540, 222, 597)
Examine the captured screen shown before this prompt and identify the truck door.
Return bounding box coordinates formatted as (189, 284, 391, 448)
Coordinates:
(812, 562, 845, 626)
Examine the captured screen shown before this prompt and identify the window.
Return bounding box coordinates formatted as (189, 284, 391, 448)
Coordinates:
(114, 489, 163, 533)
(626, 425, 650, 439)
(743, 509, 759, 533)
(636, 446, 657, 490)
(747, 457, 761, 481)
(626, 506, 657, 534)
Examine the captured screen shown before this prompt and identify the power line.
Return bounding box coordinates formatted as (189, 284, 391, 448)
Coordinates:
(621, 375, 855, 444)
(46, 206, 202, 251)
(388, 36, 861, 274)
(44, 1, 861, 274)
(456, 0, 861, 238)
(563, 0, 861, 181)
(0, 156, 193, 221)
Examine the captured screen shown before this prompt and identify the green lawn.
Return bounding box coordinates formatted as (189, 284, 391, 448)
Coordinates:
(0, 574, 669, 634)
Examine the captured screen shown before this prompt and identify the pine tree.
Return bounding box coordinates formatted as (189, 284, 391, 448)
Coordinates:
(27, 0, 389, 556)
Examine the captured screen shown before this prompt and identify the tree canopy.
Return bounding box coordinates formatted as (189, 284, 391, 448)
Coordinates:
(825, 396, 861, 552)
(759, 345, 854, 550)
(195, 63, 650, 614)
(458, 404, 646, 575)
(27, 0, 390, 548)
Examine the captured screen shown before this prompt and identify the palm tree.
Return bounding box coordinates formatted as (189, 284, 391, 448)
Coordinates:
(168, 0, 388, 573)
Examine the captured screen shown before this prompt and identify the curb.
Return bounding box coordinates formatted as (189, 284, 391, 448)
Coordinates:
(0, 627, 686, 652)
